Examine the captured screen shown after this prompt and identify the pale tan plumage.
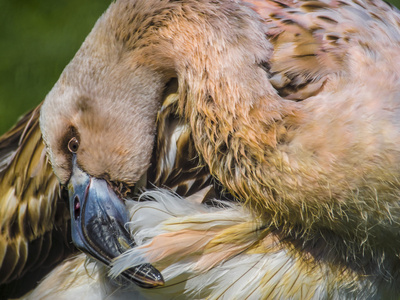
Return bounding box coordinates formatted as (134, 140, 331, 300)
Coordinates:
(2, 0, 400, 298)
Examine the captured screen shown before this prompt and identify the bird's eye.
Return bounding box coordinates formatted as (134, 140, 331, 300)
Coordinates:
(68, 137, 80, 153)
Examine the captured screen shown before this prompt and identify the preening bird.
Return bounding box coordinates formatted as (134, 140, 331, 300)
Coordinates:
(2, 0, 400, 298)
(1, 92, 218, 299)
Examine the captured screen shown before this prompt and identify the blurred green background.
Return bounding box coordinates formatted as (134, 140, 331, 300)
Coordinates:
(0, 0, 400, 134)
(0, 0, 110, 134)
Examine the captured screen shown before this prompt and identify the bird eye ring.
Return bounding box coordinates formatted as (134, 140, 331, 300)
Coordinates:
(68, 137, 79, 153)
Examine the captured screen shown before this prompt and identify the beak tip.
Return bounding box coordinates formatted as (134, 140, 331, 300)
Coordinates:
(123, 263, 165, 288)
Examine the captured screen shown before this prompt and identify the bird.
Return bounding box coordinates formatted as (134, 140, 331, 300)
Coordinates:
(2, 0, 400, 298)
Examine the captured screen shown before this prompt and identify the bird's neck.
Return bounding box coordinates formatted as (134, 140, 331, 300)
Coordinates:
(165, 2, 301, 219)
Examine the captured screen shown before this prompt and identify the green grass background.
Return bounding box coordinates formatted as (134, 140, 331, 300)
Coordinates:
(0, 0, 399, 134)
(0, 0, 110, 134)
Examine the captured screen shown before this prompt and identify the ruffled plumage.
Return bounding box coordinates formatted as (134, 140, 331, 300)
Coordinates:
(24, 188, 384, 299)
(2, 0, 400, 298)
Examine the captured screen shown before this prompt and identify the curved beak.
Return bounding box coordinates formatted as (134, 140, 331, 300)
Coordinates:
(67, 156, 164, 288)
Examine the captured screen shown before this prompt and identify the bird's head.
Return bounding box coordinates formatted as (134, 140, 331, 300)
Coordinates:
(40, 53, 162, 188)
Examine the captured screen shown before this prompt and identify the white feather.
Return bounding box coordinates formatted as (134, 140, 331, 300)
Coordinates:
(26, 188, 383, 299)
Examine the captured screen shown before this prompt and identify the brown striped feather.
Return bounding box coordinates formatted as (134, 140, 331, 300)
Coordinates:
(0, 105, 75, 298)
(147, 89, 233, 203)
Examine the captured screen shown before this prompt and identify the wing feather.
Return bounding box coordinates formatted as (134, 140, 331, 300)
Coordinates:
(147, 88, 233, 202)
(0, 105, 75, 298)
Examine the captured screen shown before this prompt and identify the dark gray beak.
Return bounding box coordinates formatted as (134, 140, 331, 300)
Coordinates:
(67, 156, 164, 288)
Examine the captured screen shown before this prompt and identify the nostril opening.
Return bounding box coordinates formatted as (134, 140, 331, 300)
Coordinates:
(74, 195, 80, 220)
